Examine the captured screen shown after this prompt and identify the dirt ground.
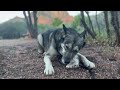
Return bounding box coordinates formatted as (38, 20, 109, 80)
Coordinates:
(0, 39, 120, 79)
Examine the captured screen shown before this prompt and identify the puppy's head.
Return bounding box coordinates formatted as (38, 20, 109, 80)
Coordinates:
(59, 24, 86, 65)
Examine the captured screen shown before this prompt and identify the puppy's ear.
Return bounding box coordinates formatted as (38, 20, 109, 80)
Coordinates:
(63, 24, 67, 29)
(62, 24, 67, 35)
(82, 42, 86, 48)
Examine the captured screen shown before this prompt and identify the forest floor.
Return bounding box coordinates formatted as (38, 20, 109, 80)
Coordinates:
(0, 39, 120, 79)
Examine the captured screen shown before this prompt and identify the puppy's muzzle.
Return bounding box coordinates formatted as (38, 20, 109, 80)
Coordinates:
(62, 57, 70, 65)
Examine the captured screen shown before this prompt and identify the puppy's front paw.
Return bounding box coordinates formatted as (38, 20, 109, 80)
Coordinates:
(38, 49, 43, 54)
(66, 63, 79, 69)
(44, 65, 55, 75)
(86, 61, 95, 69)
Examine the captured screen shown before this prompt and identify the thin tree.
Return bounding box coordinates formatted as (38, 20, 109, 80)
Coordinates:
(28, 11, 34, 32)
(33, 11, 38, 39)
(23, 11, 38, 39)
(111, 11, 120, 46)
(85, 11, 96, 36)
(103, 11, 111, 39)
(80, 11, 96, 39)
(96, 11, 101, 35)
(23, 11, 33, 38)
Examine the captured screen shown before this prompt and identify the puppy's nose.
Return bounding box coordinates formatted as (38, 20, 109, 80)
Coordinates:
(65, 60, 70, 64)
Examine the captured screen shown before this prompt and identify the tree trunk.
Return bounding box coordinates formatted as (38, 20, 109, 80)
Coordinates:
(23, 11, 38, 39)
(96, 11, 101, 35)
(104, 11, 111, 39)
(23, 11, 32, 38)
(28, 11, 34, 38)
(33, 11, 38, 39)
(80, 11, 96, 39)
(85, 11, 96, 36)
(111, 11, 120, 46)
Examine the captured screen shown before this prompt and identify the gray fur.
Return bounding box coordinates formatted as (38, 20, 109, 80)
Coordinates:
(37, 24, 95, 75)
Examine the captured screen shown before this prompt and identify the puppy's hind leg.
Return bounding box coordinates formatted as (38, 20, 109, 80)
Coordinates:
(78, 53, 95, 69)
(37, 34, 44, 54)
(37, 41, 44, 54)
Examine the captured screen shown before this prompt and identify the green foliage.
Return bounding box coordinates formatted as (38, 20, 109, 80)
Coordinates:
(38, 24, 54, 33)
(0, 20, 27, 39)
(71, 14, 90, 28)
(85, 28, 115, 46)
(52, 18, 63, 27)
(90, 12, 107, 31)
(71, 15, 81, 29)
(56, 23, 71, 28)
(0, 11, 115, 46)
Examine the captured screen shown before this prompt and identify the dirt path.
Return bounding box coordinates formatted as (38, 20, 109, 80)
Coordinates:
(0, 39, 37, 47)
(0, 39, 120, 79)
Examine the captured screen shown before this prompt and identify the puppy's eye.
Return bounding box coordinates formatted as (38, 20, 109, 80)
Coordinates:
(61, 38, 64, 41)
(65, 43, 72, 49)
(65, 44, 69, 49)
(74, 50, 78, 53)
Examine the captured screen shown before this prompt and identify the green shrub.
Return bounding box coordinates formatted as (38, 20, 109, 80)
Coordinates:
(71, 15, 81, 29)
(0, 21, 27, 39)
(52, 18, 63, 27)
(38, 24, 54, 33)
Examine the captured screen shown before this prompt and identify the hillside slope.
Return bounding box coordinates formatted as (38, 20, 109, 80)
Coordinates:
(0, 16, 27, 39)
(36, 11, 74, 25)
